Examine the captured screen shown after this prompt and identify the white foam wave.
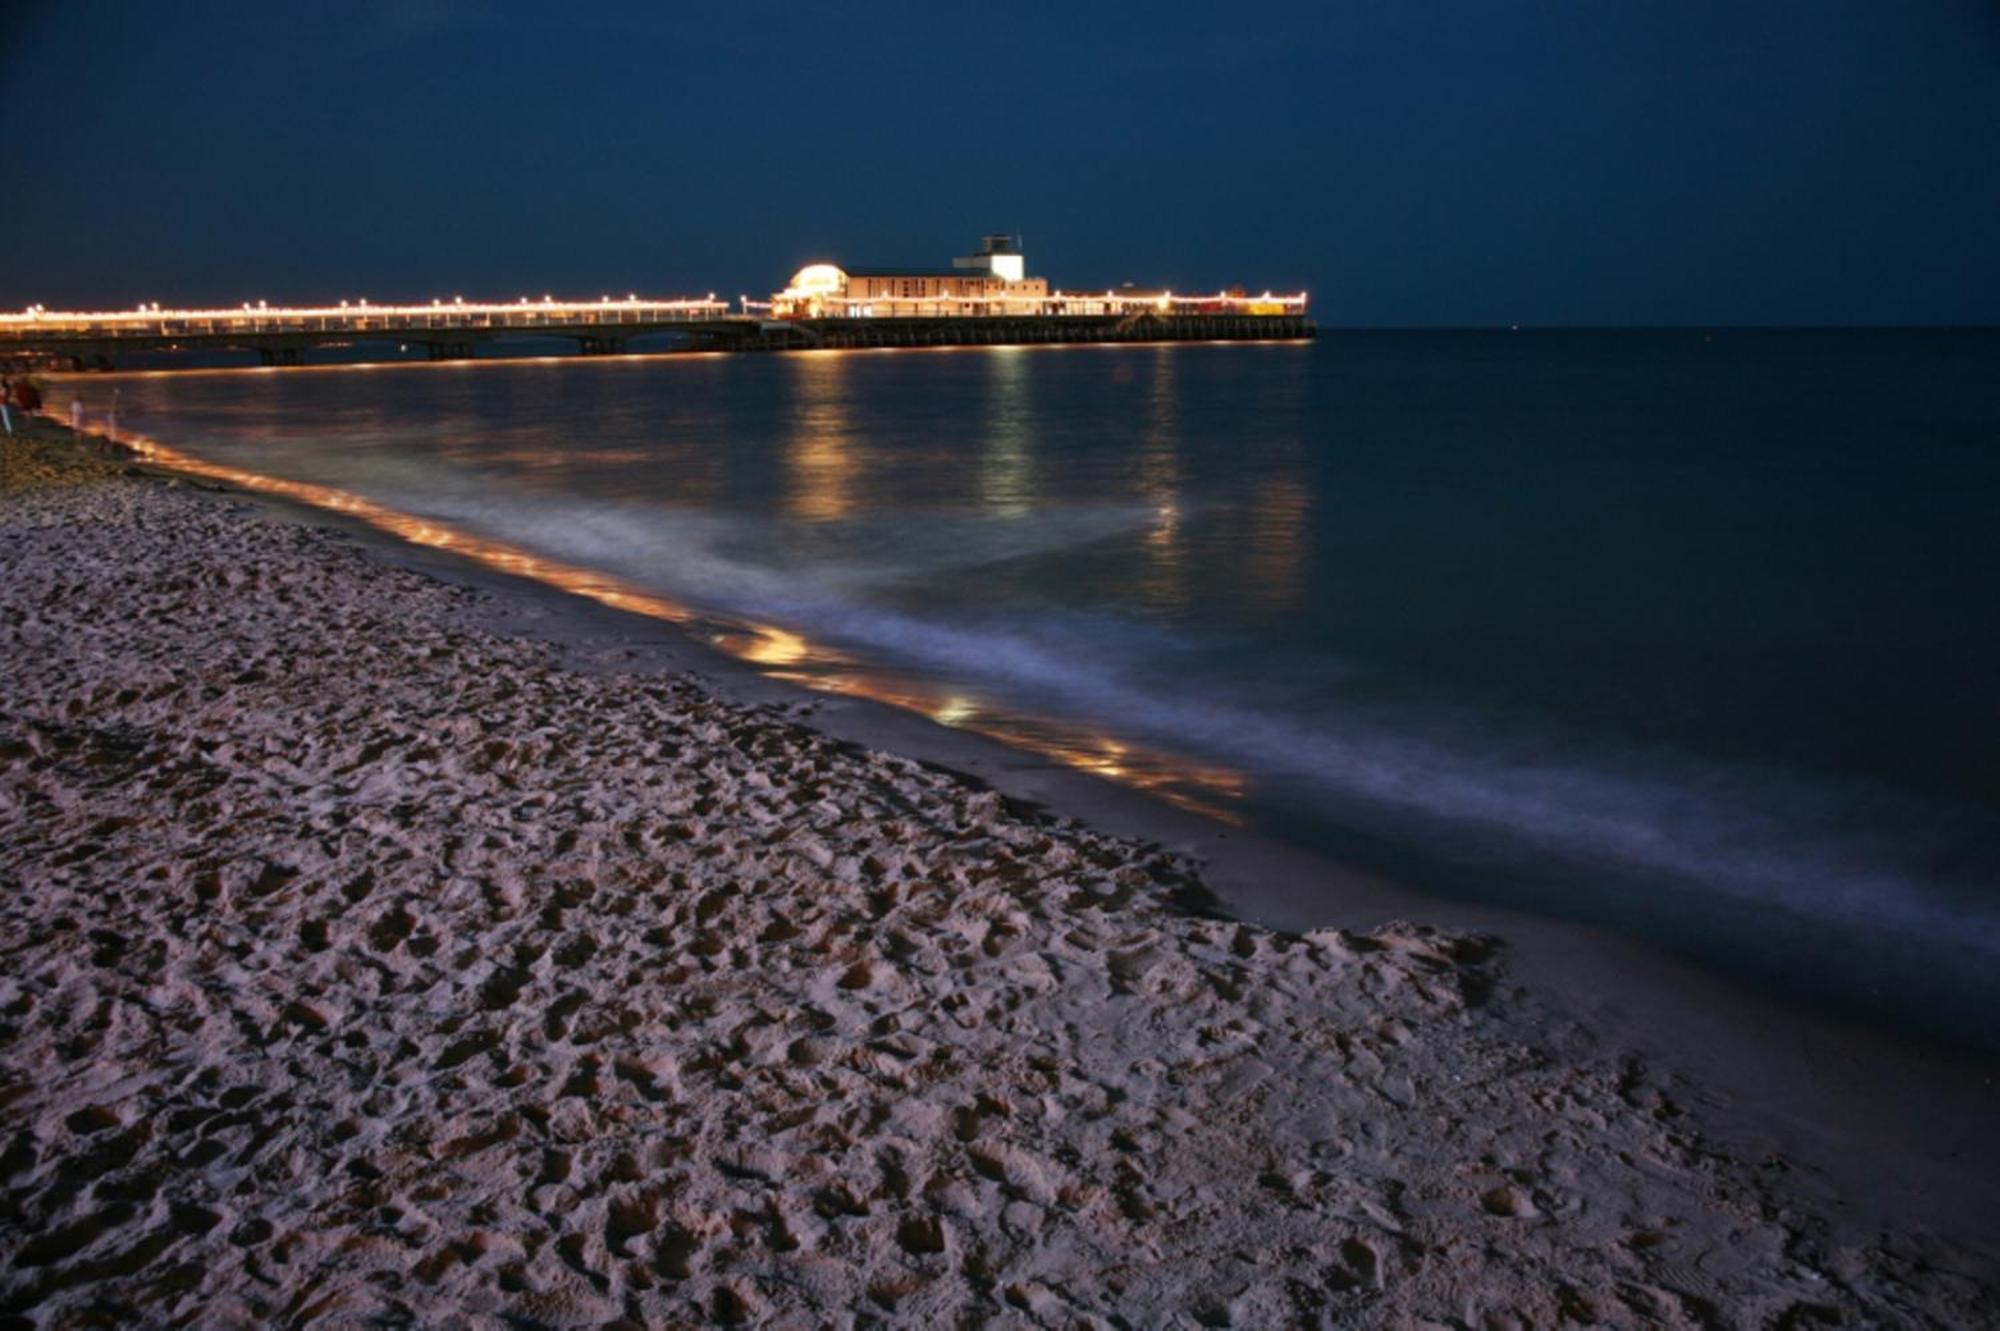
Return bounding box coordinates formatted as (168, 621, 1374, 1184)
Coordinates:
(748, 601, 2000, 956)
(133, 429, 2000, 960)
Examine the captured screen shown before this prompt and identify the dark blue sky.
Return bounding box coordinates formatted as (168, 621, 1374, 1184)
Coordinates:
(3, 1, 1996, 325)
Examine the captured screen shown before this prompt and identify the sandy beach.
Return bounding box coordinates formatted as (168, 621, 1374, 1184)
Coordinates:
(2, 416, 1995, 1328)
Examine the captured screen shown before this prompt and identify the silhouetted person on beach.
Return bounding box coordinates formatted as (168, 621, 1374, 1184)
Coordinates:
(69, 394, 83, 434)
(1, 381, 14, 437)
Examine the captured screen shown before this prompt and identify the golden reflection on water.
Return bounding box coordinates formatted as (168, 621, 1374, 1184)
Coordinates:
(69, 349, 734, 384)
(981, 347, 1036, 518)
(784, 353, 857, 522)
(112, 427, 1247, 823)
(1137, 345, 1188, 614)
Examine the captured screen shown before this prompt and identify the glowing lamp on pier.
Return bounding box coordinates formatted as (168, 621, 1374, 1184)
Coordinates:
(777, 263, 849, 319)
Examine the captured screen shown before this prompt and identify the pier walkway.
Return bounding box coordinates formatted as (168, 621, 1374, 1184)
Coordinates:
(1, 296, 1313, 371)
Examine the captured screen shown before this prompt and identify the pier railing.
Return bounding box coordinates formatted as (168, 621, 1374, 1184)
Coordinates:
(2, 290, 1313, 368)
(0, 297, 734, 343)
(3, 290, 1308, 341)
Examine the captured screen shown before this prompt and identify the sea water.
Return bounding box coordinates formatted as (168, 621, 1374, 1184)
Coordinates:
(94, 330, 2000, 1044)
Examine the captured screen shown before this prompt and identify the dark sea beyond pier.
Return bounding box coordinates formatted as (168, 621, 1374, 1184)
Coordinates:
(93, 328, 2000, 1046)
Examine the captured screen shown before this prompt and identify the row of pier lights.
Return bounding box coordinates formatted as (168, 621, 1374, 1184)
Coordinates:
(0, 295, 733, 337)
(0, 289, 1310, 338)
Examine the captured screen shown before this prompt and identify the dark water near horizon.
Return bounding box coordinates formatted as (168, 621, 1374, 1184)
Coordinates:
(92, 331, 2000, 1046)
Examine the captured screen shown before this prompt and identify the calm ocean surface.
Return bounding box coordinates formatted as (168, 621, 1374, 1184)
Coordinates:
(98, 331, 2000, 1043)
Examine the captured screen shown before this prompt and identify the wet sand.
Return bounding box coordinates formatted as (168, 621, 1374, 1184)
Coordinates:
(2, 418, 1995, 1327)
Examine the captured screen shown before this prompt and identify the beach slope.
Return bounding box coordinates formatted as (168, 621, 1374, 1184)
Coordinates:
(0, 424, 1991, 1326)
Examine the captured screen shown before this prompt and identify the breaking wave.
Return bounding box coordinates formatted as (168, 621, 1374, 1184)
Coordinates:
(321, 471, 2000, 963)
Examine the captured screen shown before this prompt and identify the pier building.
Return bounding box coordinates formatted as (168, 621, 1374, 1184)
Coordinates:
(756, 236, 1306, 329)
(770, 236, 1051, 319)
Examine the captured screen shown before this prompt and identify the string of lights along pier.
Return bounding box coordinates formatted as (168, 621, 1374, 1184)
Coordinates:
(0, 237, 1311, 371)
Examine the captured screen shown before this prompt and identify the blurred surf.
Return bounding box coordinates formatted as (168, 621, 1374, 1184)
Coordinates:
(94, 330, 2000, 1041)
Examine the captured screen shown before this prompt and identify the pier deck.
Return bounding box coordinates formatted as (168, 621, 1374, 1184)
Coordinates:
(1, 303, 1313, 372)
(714, 312, 1316, 353)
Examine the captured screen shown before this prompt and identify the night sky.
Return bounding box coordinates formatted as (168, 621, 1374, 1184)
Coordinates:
(3, 1, 1996, 326)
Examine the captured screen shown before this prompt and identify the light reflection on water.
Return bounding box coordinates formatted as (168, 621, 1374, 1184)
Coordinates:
(980, 346, 1037, 520)
(786, 354, 858, 523)
(67, 330, 2000, 1042)
(114, 423, 1248, 823)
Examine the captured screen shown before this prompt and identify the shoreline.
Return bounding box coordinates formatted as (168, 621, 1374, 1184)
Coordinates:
(287, 471, 2000, 1243)
(68, 413, 2000, 1227)
(3, 417, 1996, 1323)
(413, 510, 2000, 1241)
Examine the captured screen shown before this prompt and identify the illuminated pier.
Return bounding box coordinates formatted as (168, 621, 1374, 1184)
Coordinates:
(1, 237, 1312, 370)
(0, 296, 738, 369)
